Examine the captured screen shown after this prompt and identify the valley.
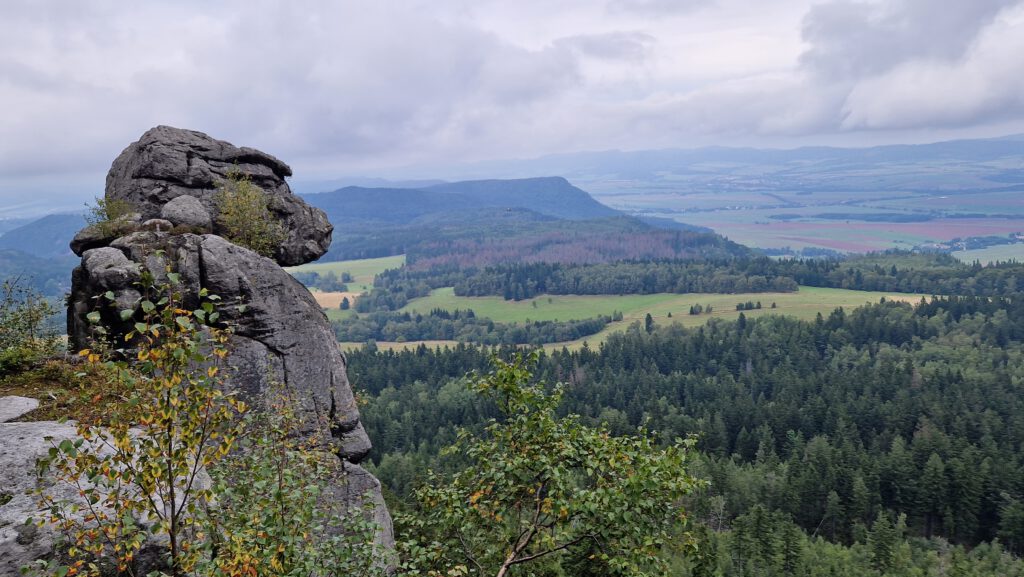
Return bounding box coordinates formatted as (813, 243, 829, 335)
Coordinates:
(3, 136, 1024, 576)
(8, 4, 1024, 574)
(346, 284, 923, 350)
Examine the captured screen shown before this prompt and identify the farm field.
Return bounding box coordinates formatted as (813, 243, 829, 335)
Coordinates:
(311, 290, 362, 319)
(679, 217, 1024, 252)
(585, 177, 1024, 253)
(953, 244, 1024, 264)
(287, 254, 405, 292)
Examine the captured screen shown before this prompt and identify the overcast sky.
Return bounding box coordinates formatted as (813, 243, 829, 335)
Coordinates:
(3, 0, 1024, 214)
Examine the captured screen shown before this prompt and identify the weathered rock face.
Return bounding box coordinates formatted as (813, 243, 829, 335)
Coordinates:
(98, 125, 332, 267)
(65, 127, 392, 549)
(1, 421, 88, 575)
(1, 419, 199, 576)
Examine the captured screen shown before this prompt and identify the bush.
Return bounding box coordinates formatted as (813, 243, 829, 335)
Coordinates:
(35, 278, 246, 576)
(0, 278, 59, 376)
(200, 387, 382, 576)
(85, 196, 137, 238)
(215, 169, 287, 258)
(399, 353, 704, 576)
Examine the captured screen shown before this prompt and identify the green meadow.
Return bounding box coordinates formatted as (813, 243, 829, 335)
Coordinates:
(288, 254, 405, 292)
(304, 257, 930, 350)
(390, 285, 928, 349)
(953, 244, 1024, 265)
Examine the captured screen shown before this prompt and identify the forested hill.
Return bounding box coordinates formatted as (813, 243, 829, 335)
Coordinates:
(425, 177, 620, 220)
(301, 176, 620, 223)
(0, 213, 82, 259)
(301, 176, 728, 262)
(0, 249, 76, 297)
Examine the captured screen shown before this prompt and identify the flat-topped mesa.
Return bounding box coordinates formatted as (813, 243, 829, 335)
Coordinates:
(72, 125, 332, 267)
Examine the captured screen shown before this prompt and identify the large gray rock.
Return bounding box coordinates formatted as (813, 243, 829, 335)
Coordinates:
(160, 194, 212, 231)
(68, 233, 371, 467)
(64, 127, 392, 553)
(0, 421, 207, 575)
(0, 421, 82, 575)
(102, 125, 332, 266)
(0, 396, 39, 422)
(69, 212, 142, 256)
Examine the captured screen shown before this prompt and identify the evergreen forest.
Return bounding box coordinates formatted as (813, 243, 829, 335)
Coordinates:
(348, 292, 1024, 575)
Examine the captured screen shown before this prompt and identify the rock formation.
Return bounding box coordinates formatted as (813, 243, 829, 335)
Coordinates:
(64, 126, 392, 545)
(1, 420, 91, 574)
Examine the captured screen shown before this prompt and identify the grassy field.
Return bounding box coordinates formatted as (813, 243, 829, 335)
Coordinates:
(401, 286, 923, 324)
(379, 285, 928, 350)
(953, 244, 1024, 265)
(287, 254, 405, 292)
(301, 256, 931, 350)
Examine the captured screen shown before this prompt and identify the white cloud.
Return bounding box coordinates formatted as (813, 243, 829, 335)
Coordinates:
(1, 0, 1024, 210)
(841, 3, 1024, 129)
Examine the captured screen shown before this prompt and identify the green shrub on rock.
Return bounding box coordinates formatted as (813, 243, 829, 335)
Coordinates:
(215, 170, 287, 258)
(0, 278, 59, 376)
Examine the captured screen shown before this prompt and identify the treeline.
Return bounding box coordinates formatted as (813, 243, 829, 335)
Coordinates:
(334, 308, 619, 345)
(352, 253, 1024, 315)
(348, 295, 1024, 555)
(289, 270, 350, 292)
(358, 258, 798, 311)
(409, 224, 751, 269)
(451, 260, 799, 300)
(780, 252, 1024, 296)
(319, 213, 749, 264)
(676, 508, 1024, 576)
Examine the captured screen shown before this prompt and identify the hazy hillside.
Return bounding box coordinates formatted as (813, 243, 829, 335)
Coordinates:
(426, 177, 620, 220)
(302, 176, 620, 224)
(301, 176, 730, 262)
(0, 213, 83, 259)
(0, 248, 76, 297)
(446, 134, 1024, 190)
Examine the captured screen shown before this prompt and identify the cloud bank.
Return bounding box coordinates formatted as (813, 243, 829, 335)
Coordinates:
(1, 0, 1023, 209)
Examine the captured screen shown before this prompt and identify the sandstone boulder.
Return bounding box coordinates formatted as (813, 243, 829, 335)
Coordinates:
(0, 396, 39, 422)
(160, 194, 212, 231)
(65, 126, 392, 553)
(105, 125, 332, 266)
(0, 421, 83, 575)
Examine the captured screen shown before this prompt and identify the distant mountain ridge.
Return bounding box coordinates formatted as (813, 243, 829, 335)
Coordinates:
(0, 213, 83, 259)
(0, 248, 76, 297)
(298, 176, 724, 262)
(301, 176, 620, 223)
(0, 176, 723, 272)
(424, 134, 1024, 185)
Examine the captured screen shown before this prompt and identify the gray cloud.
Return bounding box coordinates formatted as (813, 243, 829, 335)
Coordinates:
(658, 0, 1024, 138)
(555, 32, 655, 62)
(606, 0, 713, 16)
(0, 0, 582, 182)
(800, 0, 1014, 80)
(2, 0, 1024, 212)
(840, 8, 1024, 130)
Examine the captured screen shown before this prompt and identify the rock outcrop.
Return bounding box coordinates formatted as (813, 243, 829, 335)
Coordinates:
(0, 396, 39, 422)
(1, 421, 88, 574)
(79, 125, 332, 267)
(64, 127, 392, 547)
(1, 419, 174, 576)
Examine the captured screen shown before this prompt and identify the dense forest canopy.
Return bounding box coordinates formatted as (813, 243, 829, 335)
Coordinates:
(346, 292, 1024, 574)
